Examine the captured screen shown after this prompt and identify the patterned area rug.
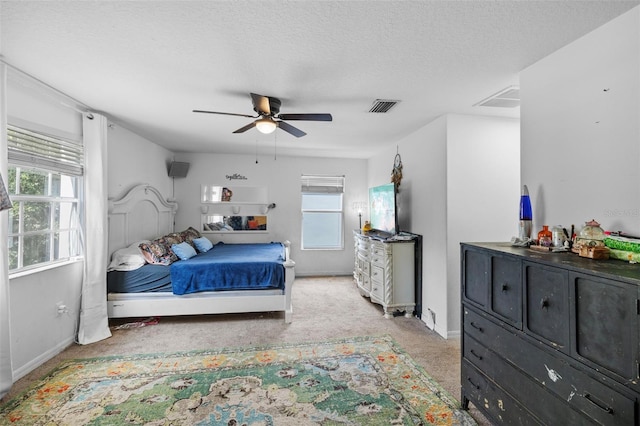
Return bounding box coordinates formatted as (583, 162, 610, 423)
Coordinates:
(0, 336, 476, 425)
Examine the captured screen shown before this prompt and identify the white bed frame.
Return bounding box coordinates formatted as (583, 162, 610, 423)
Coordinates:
(106, 183, 295, 323)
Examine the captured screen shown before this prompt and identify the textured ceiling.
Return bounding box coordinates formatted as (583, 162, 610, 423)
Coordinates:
(1, 1, 638, 159)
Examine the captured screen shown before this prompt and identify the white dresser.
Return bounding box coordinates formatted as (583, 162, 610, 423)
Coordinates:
(353, 231, 415, 318)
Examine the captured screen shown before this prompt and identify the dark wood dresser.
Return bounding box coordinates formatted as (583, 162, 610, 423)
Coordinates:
(461, 242, 640, 425)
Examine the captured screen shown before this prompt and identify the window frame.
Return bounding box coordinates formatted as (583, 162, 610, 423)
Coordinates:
(7, 125, 84, 274)
(300, 175, 345, 251)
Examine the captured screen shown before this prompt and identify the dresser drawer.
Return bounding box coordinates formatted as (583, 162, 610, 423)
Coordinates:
(490, 254, 522, 328)
(464, 308, 636, 426)
(524, 262, 570, 353)
(357, 254, 370, 275)
(462, 360, 542, 426)
(357, 271, 370, 292)
(370, 265, 383, 300)
(370, 253, 387, 268)
(370, 264, 384, 284)
(463, 337, 612, 425)
(462, 246, 490, 309)
(357, 247, 370, 258)
(355, 236, 370, 250)
(370, 242, 385, 257)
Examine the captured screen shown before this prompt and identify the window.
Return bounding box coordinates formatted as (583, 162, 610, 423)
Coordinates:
(301, 175, 344, 250)
(7, 125, 83, 272)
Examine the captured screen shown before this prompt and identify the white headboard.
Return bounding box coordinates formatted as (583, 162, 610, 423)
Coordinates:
(108, 184, 178, 257)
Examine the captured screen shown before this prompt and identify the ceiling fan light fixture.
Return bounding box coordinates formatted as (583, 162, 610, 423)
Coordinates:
(256, 118, 277, 134)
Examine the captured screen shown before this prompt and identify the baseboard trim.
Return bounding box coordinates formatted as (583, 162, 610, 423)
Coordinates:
(12, 337, 74, 382)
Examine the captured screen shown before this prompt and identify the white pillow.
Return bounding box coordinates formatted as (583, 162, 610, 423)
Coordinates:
(107, 241, 149, 271)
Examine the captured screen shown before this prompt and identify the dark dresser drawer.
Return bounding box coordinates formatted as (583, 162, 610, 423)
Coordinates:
(524, 261, 570, 353)
(463, 247, 489, 309)
(462, 360, 542, 426)
(571, 272, 640, 387)
(490, 254, 522, 328)
(465, 305, 637, 425)
(464, 332, 636, 426)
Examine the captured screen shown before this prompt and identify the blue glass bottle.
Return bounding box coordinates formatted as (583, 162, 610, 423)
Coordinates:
(519, 185, 532, 240)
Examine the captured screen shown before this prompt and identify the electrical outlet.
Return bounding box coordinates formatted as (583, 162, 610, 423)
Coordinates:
(56, 302, 68, 316)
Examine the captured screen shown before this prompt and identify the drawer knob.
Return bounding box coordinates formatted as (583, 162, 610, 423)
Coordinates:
(501, 283, 509, 292)
(540, 297, 550, 309)
(584, 392, 614, 414)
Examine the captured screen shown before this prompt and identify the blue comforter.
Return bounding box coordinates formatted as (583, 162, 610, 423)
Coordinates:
(170, 242, 286, 295)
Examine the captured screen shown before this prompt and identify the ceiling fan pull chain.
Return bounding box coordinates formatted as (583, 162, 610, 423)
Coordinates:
(274, 130, 278, 160)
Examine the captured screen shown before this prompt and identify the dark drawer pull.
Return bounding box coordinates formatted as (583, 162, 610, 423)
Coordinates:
(584, 392, 614, 414)
(467, 377, 480, 390)
(540, 297, 549, 309)
(501, 283, 509, 292)
(470, 322, 484, 333)
(469, 349, 483, 360)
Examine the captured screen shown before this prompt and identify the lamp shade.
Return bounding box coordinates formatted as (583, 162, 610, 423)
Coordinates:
(256, 118, 277, 134)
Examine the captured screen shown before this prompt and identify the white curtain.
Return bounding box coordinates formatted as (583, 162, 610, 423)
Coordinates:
(76, 113, 111, 345)
(0, 63, 13, 399)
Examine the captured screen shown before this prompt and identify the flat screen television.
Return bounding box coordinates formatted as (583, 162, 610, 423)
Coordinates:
(368, 182, 398, 238)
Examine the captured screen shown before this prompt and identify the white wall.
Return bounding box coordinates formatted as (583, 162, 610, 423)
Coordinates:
(367, 114, 520, 338)
(172, 152, 367, 276)
(107, 123, 174, 201)
(521, 7, 640, 235)
(6, 71, 84, 379)
(446, 114, 520, 335)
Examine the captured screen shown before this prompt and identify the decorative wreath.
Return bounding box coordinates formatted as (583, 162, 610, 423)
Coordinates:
(391, 153, 403, 188)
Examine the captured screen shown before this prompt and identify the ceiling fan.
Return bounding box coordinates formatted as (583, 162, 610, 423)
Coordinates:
(193, 93, 332, 138)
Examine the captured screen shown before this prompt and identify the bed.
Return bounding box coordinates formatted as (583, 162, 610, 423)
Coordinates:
(106, 184, 295, 322)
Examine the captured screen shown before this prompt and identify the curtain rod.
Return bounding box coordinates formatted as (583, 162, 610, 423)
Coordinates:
(0, 56, 91, 114)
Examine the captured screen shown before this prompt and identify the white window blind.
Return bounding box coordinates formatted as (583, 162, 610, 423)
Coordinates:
(8, 125, 84, 176)
(301, 175, 345, 193)
(301, 174, 344, 250)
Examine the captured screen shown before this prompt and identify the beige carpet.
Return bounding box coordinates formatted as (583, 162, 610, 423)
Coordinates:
(1, 276, 489, 425)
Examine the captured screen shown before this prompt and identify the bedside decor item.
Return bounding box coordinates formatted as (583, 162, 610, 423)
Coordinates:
(573, 219, 608, 257)
(518, 185, 532, 240)
(0, 336, 475, 426)
(391, 151, 403, 188)
(537, 225, 552, 247)
(221, 187, 233, 201)
(576, 219, 606, 246)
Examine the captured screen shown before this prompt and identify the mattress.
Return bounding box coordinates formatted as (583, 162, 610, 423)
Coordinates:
(107, 264, 172, 293)
(107, 242, 285, 295)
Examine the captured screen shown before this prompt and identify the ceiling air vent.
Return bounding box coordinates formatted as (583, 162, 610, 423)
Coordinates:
(475, 86, 520, 108)
(369, 99, 400, 113)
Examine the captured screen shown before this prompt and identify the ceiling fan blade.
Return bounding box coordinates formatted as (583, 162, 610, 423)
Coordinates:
(250, 93, 271, 116)
(232, 121, 257, 134)
(278, 113, 333, 121)
(277, 121, 306, 138)
(193, 110, 256, 118)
